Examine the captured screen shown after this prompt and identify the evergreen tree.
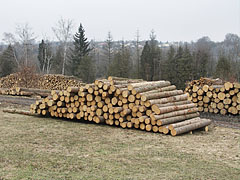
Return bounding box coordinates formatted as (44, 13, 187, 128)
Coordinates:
(108, 41, 131, 78)
(193, 49, 209, 79)
(215, 55, 231, 80)
(70, 23, 92, 76)
(0, 45, 17, 77)
(173, 46, 184, 88)
(180, 45, 194, 89)
(51, 46, 64, 74)
(170, 45, 194, 90)
(103, 32, 114, 76)
(38, 40, 45, 71)
(140, 30, 161, 81)
(140, 41, 151, 80)
(77, 56, 95, 83)
(38, 40, 53, 73)
(163, 45, 176, 82)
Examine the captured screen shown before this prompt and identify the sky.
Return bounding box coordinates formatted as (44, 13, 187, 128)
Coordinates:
(0, 0, 239, 43)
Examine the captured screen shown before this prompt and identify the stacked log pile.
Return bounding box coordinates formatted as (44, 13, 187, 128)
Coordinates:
(38, 74, 84, 90)
(0, 71, 39, 89)
(0, 73, 85, 90)
(185, 78, 240, 115)
(30, 76, 211, 136)
(0, 87, 51, 97)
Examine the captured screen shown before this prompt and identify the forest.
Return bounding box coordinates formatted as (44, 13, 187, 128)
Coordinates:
(0, 20, 240, 90)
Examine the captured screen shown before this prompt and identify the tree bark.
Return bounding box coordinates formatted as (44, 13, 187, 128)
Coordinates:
(141, 90, 183, 102)
(150, 107, 198, 121)
(171, 119, 211, 136)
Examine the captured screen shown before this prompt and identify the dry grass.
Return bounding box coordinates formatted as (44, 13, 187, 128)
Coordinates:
(0, 107, 239, 180)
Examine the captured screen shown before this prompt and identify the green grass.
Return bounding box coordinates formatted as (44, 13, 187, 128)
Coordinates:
(0, 108, 239, 180)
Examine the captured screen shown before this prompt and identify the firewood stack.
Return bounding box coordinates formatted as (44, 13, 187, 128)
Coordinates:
(30, 76, 211, 136)
(185, 78, 240, 115)
(0, 73, 85, 90)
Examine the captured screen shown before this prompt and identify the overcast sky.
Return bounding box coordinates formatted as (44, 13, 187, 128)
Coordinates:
(0, 0, 239, 42)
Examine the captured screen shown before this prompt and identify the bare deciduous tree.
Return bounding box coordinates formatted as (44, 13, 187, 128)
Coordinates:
(135, 29, 140, 78)
(52, 18, 74, 75)
(15, 23, 36, 66)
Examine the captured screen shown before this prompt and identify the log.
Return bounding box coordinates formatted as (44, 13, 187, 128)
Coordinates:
(3, 108, 37, 116)
(168, 117, 201, 130)
(171, 119, 212, 136)
(139, 85, 176, 96)
(151, 100, 192, 112)
(141, 90, 183, 102)
(131, 81, 171, 94)
(153, 103, 196, 115)
(157, 112, 199, 126)
(146, 94, 188, 107)
(218, 92, 225, 100)
(150, 107, 198, 121)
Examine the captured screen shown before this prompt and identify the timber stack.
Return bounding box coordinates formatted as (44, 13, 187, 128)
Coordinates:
(0, 87, 51, 97)
(0, 73, 85, 90)
(30, 76, 211, 136)
(185, 77, 240, 115)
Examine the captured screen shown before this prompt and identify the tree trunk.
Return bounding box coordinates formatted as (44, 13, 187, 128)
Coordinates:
(157, 112, 199, 126)
(146, 94, 188, 107)
(131, 81, 171, 94)
(171, 119, 211, 136)
(150, 107, 198, 121)
(151, 100, 192, 112)
(155, 103, 196, 115)
(141, 90, 183, 102)
(3, 108, 37, 116)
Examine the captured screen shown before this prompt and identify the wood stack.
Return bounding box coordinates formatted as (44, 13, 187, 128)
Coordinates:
(0, 87, 51, 97)
(0, 73, 85, 90)
(37, 74, 85, 90)
(185, 78, 240, 115)
(30, 76, 211, 136)
(0, 71, 39, 89)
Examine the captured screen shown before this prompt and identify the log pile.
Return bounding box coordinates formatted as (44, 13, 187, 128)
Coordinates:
(38, 74, 85, 90)
(0, 73, 85, 90)
(185, 78, 240, 115)
(30, 76, 211, 136)
(0, 87, 51, 97)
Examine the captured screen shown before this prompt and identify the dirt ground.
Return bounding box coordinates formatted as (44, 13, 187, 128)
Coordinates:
(0, 100, 239, 179)
(200, 112, 240, 129)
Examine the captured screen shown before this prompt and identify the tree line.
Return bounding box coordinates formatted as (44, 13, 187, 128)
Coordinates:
(0, 19, 240, 89)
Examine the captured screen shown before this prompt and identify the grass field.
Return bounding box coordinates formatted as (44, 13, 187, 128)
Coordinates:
(0, 106, 239, 180)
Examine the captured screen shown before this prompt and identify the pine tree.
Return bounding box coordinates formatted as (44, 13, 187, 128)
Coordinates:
(193, 49, 209, 79)
(38, 40, 53, 73)
(215, 55, 231, 80)
(0, 45, 17, 77)
(180, 45, 194, 89)
(103, 32, 114, 76)
(170, 45, 194, 90)
(173, 46, 184, 88)
(77, 56, 95, 83)
(70, 23, 92, 76)
(38, 40, 45, 71)
(140, 41, 151, 80)
(140, 30, 161, 81)
(51, 46, 64, 74)
(163, 45, 176, 82)
(108, 41, 131, 78)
